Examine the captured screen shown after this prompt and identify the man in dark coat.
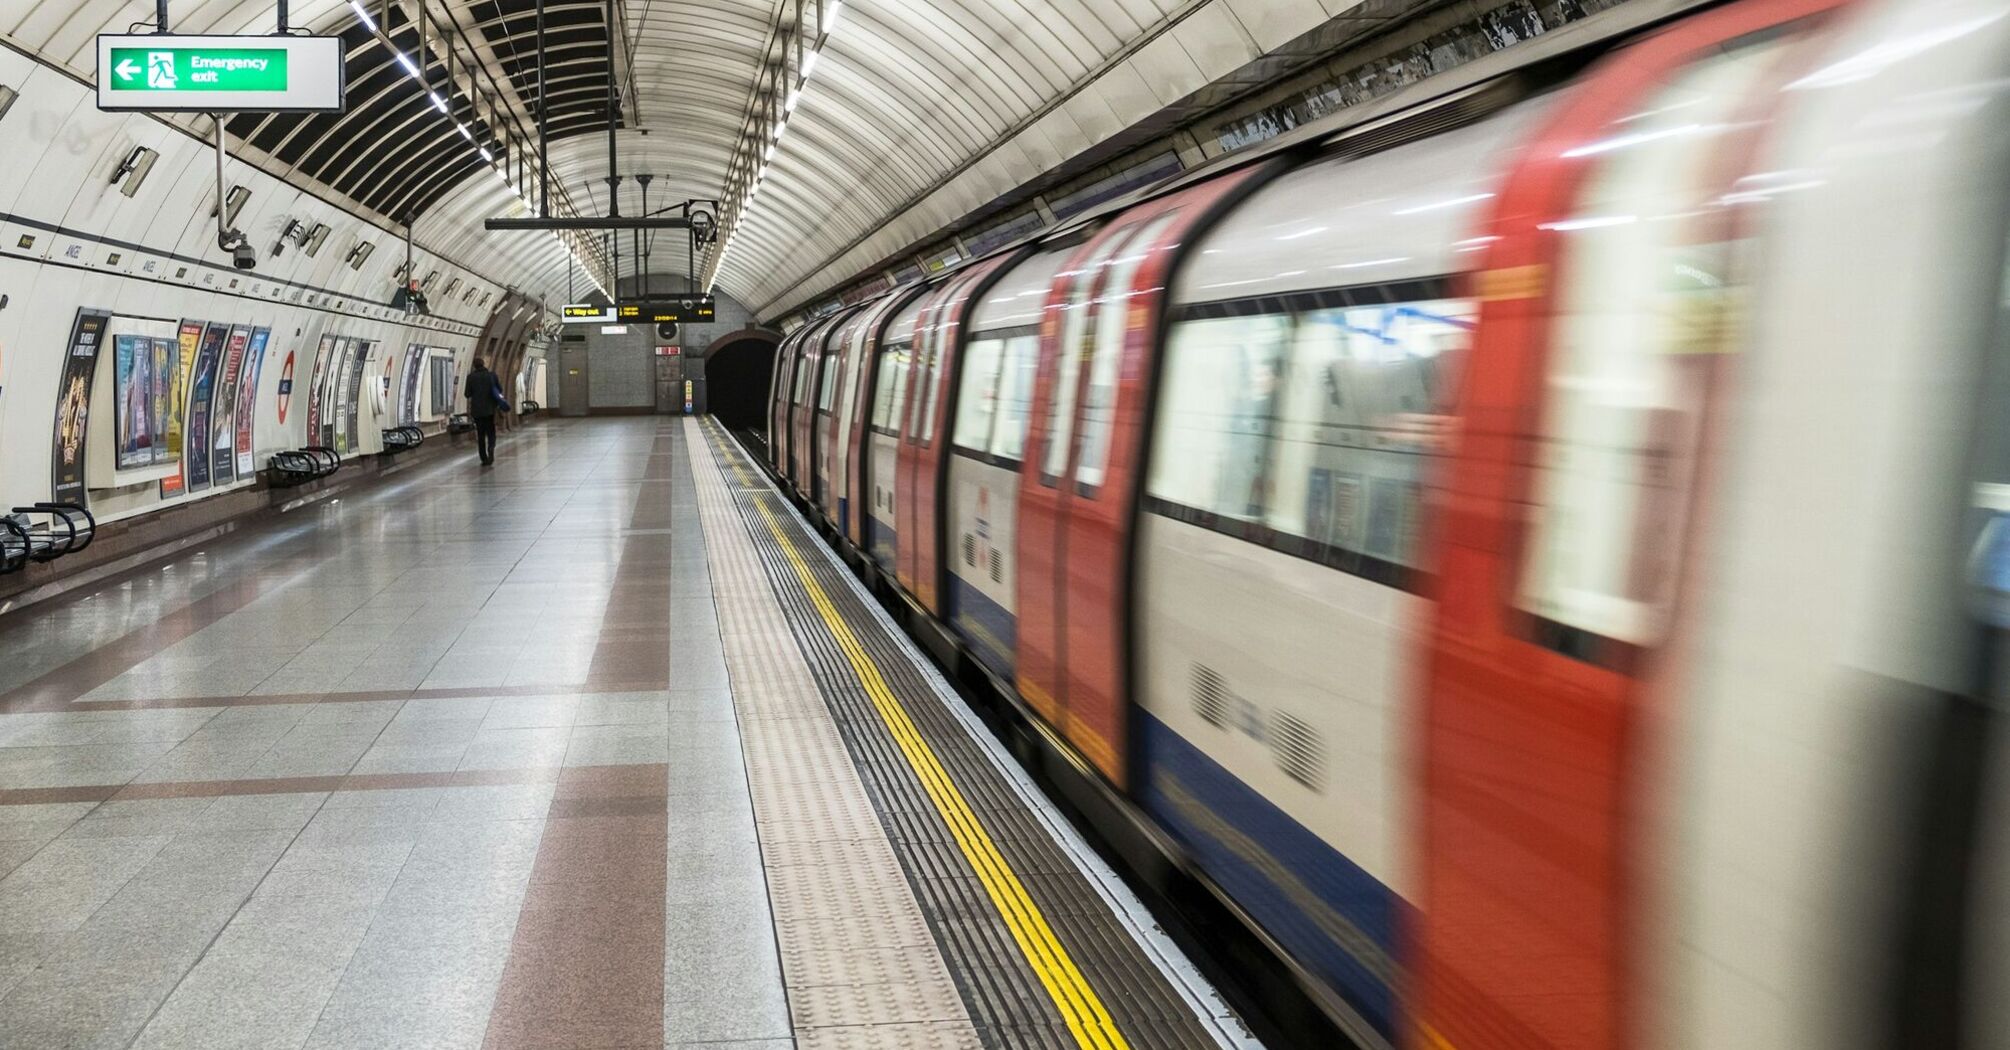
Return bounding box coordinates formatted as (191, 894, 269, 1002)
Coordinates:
(464, 357, 506, 465)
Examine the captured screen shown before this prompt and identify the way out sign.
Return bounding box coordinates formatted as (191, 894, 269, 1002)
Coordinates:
(96, 34, 345, 113)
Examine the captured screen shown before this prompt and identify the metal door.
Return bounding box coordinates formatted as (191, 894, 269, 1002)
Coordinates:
(654, 355, 682, 414)
(558, 342, 588, 417)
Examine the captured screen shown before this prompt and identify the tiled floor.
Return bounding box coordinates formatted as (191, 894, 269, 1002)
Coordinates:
(0, 417, 1244, 1050)
(0, 420, 763, 1050)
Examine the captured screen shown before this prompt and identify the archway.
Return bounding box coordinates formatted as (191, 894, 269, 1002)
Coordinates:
(704, 329, 779, 433)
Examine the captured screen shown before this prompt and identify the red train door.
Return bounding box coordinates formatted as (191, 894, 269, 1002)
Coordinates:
(1410, 3, 1853, 1048)
(768, 335, 796, 471)
(1016, 168, 1267, 785)
(893, 257, 1020, 614)
(893, 281, 960, 600)
(844, 289, 925, 547)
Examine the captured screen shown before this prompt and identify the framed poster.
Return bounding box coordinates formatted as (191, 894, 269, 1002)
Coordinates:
(400, 344, 424, 424)
(326, 338, 352, 451)
(234, 327, 269, 475)
(113, 333, 157, 469)
(51, 309, 112, 505)
(343, 340, 369, 451)
(183, 323, 227, 493)
(159, 320, 203, 497)
(428, 354, 455, 418)
(150, 336, 175, 464)
(304, 333, 334, 446)
(210, 325, 250, 485)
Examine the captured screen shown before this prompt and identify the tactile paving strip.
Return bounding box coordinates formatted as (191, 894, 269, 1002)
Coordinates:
(692, 419, 1239, 1050)
(684, 421, 983, 1049)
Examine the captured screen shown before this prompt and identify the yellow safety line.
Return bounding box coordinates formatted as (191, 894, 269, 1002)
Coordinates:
(702, 420, 1132, 1050)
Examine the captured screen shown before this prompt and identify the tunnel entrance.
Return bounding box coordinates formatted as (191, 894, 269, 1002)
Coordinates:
(705, 330, 779, 433)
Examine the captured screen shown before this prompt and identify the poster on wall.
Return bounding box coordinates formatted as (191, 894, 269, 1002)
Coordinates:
(305, 334, 334, 447)
(50, 309, 111, 505)
(183, 324, 227, 493)
(210, 326, 250, 485)
(429, 355, 455, 418)
(344, 341, 370, 451)
(113, 334, 157, 469)
(234, 328, 270, 476)
(150, 337, 175, 464)
(325, 339, 351, 450)
(401, 345, 424, 424)
(159, 320, 203, 497)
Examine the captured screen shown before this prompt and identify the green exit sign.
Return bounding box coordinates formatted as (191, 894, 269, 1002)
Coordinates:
(109, 47, 289, 92)
(95, 34, 345, 113)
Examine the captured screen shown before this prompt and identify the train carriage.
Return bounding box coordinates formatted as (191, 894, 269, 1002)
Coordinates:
(755, 0, 2010, 1045)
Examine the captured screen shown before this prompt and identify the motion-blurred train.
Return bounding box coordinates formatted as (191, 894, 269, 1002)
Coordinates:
(758, 0, 2010, 1046)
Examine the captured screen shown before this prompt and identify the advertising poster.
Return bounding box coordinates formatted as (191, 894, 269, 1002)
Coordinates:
(113, 334, 156, 469)
(234, 327, 269, 476)
(305, 334, 333, 446)
(50, 309, 111, 505)
(184, 324, 227, 493)
(401, 344, 424, 424)
(210, 325, 250, 485)
(429, 356, 456, 418)
(344, 341, 370, 451)
(324, 340, 348, 450)
(159, 320, 203, 497)
(150, 337, 175, 464)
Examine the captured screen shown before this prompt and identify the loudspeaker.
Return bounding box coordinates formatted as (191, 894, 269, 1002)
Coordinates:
(657, 321, 678, 341)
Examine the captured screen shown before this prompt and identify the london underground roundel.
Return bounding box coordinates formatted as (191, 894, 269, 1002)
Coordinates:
(276, 351, 296, 424)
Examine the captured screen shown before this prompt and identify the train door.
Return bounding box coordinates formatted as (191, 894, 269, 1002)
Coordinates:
(892, 280, 961, 602)
(894, 259, 1017, 614)
(768, 333, 798, 472)
(836, 293, 912, 544)
(1016, 170, 1267, 784)
(818, 310, 865, 524)
(1410, 3, 1853, 1048)
(866, 293, 931, 572)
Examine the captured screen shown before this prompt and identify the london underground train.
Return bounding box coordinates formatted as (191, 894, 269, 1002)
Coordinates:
(761, 0, 2010, 1046)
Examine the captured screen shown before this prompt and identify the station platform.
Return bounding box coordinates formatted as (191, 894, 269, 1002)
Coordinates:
(0, 416, 1256, 1050)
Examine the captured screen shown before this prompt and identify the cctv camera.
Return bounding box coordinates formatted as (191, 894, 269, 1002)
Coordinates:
(232, 242, 257, 270)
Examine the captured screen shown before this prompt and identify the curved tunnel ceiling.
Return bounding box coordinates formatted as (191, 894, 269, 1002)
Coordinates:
(3, 0, 1355, 315)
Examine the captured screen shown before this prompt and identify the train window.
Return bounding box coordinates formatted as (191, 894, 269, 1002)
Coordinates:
(1264, 299, 1471, 571)
(791, 352, 812, 405)
(988, 334, 1042, 462)
(1146, 313, 1292, 520)
(905, 333, 934, 440)
(871, 342, 911, 433)
(1076, 215, 1180, 492)
(1516, 44, 1780, 649)
(952, 335, 1007, 450)
(817, 346, 841, 412)
(1042, 228, 1143, 483)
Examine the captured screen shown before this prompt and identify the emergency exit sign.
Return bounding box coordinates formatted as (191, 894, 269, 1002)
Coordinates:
(96, 35, 345, 112)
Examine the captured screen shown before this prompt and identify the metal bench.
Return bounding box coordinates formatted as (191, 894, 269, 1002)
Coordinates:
(269, 446, 340, 487)
(381, 425, 424, 453)
(1, 502, 96, 574)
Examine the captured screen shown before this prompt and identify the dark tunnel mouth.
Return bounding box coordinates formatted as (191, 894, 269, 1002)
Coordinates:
(706, 332, 779, 433)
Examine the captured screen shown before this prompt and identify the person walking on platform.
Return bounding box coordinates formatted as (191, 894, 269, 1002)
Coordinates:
(464, 356, 509, 466)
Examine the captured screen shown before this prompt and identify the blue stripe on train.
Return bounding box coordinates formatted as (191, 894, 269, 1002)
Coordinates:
(1137, 712, 1404, 1039)
(947, 574, 1015, 679)
(867, 518, 896, 573)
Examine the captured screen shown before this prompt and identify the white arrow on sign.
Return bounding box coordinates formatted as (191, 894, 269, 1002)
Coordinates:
(113, 58, 139, 81)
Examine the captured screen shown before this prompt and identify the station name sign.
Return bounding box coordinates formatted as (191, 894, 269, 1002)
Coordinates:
(562, 297, 718, 325)
(96, 34, 346, 113)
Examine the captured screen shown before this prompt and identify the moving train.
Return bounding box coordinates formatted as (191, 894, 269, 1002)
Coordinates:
(760, 0, 2010, 1046)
